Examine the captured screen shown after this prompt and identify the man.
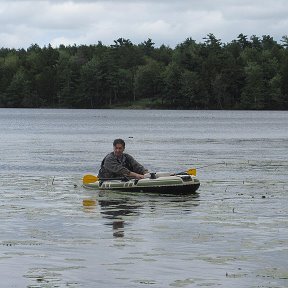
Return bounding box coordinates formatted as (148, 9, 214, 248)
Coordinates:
(98, 139, 148, 179)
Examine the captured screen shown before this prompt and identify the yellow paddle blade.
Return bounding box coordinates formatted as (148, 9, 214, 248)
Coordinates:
(186, 168, 196, 176)
(83, 174, 99, 184)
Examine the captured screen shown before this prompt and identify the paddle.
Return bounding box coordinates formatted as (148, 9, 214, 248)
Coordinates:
(174, 168, 196, 176)
(83, 175, 131, 184)
(186, 168, 196, 176)
(83, 168, 197, 185)
(83, 174, 99, 184)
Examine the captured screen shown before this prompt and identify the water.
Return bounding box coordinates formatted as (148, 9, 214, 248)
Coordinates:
(0, 108, 287, 288)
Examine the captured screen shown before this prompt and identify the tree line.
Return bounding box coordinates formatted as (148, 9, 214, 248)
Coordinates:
(1, 34, 288, 110)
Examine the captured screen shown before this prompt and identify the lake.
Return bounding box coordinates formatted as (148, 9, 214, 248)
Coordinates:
(0, 108, 287, 287)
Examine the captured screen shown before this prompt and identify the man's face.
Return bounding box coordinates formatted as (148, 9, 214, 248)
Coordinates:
(113, 144, 125, 157)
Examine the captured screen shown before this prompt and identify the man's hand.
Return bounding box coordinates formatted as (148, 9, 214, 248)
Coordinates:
(129, 171, 145, 179)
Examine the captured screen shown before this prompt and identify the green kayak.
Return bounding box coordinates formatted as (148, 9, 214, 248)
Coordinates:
(83, 173, 200, 195)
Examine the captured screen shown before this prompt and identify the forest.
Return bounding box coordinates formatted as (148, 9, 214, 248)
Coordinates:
(0, 33, 288, 110)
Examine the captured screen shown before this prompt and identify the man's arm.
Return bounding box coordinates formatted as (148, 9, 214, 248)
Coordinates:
(127, 171, 145, 179)
(126, 154, 148, 175)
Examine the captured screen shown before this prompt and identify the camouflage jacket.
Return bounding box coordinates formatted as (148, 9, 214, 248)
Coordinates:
(98, 152, 146, 178)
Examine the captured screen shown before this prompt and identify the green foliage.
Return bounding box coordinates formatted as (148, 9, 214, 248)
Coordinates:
(134, 59, 164, 101)
(0, 35, 288, 110)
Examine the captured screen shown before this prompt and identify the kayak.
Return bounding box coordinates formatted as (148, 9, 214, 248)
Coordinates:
(83, 172, 200, 195)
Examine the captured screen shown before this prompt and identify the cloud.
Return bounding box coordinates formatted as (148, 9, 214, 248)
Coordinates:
(0, 0, 287, 49)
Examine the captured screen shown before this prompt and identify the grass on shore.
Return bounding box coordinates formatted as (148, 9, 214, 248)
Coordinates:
(107, 98, 163, 109)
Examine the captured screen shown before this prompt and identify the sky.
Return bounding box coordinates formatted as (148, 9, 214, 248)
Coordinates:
(0, 0, 288, 49)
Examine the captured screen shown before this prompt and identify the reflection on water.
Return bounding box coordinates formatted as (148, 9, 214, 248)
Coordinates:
(98, 198, 142, 218)
(99, 198, 140, 238)
(112, 221, 125, 238)
(82, 192, 200, 239)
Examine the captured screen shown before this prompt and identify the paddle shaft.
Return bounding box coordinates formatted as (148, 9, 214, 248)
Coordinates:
(83, 168, 197, 185)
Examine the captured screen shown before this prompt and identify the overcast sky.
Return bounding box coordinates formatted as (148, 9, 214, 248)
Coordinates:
(1, 0, 287, 49)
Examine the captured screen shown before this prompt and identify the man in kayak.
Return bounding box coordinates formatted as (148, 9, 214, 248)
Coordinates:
(98, 138, 148, 179)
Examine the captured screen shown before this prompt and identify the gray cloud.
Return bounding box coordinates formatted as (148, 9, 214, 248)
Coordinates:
(0, 0, 287, 49)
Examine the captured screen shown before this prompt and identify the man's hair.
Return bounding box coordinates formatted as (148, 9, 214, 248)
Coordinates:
(113, 138, 125, 147)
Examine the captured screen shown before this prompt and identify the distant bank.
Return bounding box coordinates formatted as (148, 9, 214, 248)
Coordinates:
(1, 34, 288, 110)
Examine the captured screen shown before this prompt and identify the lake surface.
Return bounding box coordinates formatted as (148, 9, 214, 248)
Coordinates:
(0, 108, 287, 288)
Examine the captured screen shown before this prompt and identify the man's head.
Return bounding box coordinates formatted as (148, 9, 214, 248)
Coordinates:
(113, 138, 125, 157)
